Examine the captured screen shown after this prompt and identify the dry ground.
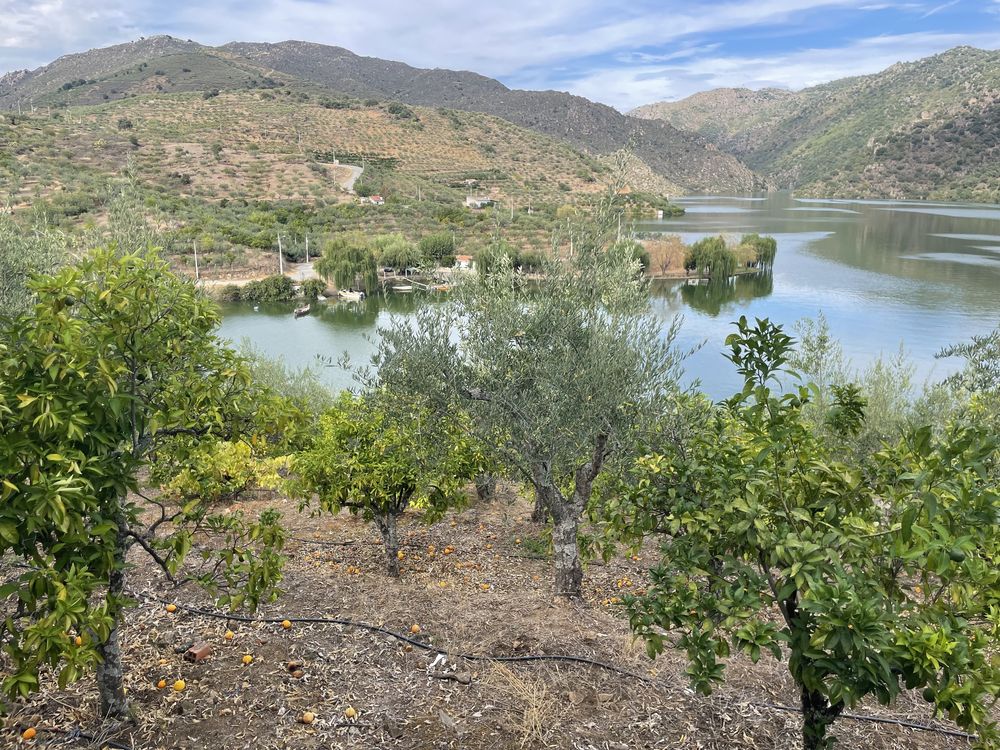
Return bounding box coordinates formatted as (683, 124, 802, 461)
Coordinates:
(1, 489, 979, 750)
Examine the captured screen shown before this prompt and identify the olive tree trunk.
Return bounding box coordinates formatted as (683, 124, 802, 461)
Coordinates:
(374, 512, 401, 577)
(531, 485, 548, 522)
(97, 524, 130, 719)
(551, 494, 584, 597)
(536, 435, 609, 600)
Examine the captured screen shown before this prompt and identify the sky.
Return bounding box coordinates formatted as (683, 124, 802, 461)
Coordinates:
(1, 0, 999, 111)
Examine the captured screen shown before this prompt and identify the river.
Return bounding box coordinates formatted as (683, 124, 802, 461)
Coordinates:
(218, 193, 1000, 398)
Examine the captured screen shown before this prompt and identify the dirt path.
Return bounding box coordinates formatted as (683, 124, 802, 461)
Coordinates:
(339, 163, 364, 193)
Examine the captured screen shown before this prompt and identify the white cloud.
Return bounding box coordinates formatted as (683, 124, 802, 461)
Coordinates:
(1, 0, 995, 113)
(554, 30, 1000, 110)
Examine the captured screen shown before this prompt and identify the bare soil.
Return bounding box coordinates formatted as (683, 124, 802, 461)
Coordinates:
(1, 489, 977, 750)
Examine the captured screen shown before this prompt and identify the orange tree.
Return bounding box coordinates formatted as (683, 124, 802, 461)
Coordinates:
(604, 317, 1000, 749)
(290, 391, 481, 576)
(0, 249, 286, 718)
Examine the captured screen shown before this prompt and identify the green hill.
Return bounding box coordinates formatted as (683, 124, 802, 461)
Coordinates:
(632, 46, 1000, 203)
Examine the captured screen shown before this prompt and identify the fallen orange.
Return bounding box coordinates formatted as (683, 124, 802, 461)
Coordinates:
(22, 727, 37, 740)
(345, 706, 358, 719)
(301, 711, 315, 724)
(224, 630, 234, 641)
(165, 603, 177, 613)
(172, 679, 186, 692)
(409, 624, 421, 634)
(156, 679, 166, 689)
(242, 654, 254, 665)
(281, 620, 292, 630)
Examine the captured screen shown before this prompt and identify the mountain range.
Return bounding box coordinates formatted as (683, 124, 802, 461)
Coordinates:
(0, 36, 762, 196)
(2, 38, 997, 201)
(632, 46, 1000, 203)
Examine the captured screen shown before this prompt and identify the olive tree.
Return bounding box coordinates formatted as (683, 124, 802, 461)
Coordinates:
(608, 317, 1000, 749)
(0, 249, 286, 718)
(376, 196, 686, 598)
(0, 215, 66, 320)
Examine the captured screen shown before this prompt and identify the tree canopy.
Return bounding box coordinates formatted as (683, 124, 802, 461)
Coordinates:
(0, 249, 286, 715)
(607, 316, 1000, 749)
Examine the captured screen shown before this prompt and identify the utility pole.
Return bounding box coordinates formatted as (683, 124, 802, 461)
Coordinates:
(278, 234, 284, 274)
(193, 240, 200, 282)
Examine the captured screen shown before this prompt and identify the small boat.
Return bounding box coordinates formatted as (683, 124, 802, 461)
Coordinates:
(293, 305, 310, 318)
(391, 284, 414, 293)
(339, 290, 366, 302)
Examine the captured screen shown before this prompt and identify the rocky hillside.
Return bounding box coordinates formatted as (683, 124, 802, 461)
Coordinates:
(632, 46, 1000, 202)
(0, 36, 764, 195)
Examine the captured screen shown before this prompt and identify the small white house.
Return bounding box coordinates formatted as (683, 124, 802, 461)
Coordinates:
(369, 195, 385, 206)
(464, 196, 493, 209)
(455, 254, 475, 270)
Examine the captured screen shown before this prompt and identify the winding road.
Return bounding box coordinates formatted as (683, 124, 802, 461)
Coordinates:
(339, 164, 364, 193)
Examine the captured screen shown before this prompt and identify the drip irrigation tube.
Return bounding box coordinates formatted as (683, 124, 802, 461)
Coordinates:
(135, 591, 980, 742)
(750, 701, 977, 740)
(136, 591, 650, 681)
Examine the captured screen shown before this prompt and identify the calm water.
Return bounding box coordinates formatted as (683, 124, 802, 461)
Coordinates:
(219, 193, 1000, 398)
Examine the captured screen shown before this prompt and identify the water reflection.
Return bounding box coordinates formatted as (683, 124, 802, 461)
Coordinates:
(672, 273, 775, 317)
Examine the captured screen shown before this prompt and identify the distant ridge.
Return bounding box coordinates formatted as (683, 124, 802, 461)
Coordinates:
(631, 46, 1000, 202)
(0, 36, 765, 195)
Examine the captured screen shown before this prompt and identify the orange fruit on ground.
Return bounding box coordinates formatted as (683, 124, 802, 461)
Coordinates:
(301, 711, 315, 724)
(242, 654, 254, 665)
(172, 679, 186, 692)
(345, 706, 358, 719)
(156, 679, 166, 689)
(22, 727, 37, 740)
(409, 624, 421, 634)
(397, 550, 405, 560)
(158, 658, 168, 666)
(74, 636, 83, 646)
(480, 583, 490, 591)
(224, 630, 234, 641)
(165, 603, 177, 613)
(281, 620, 292, 630)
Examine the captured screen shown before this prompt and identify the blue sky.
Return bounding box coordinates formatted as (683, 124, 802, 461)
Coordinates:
(2, 0, 998, 110)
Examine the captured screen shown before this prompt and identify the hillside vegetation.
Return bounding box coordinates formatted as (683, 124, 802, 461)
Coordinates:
(632, 46, 1000, 203)
(2, 87, 685, 276)
(0, 36, 764, 196)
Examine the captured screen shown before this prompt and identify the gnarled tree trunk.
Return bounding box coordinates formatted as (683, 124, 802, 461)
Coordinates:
(531, 485, 548, 522)
(551, 496, 584, 597)
(541, 434, 610, 600)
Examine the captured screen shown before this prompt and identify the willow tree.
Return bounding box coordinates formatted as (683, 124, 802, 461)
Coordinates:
(376, 191, 686, 598)
(316, 236, 377, 293)
(0, 249, 286, 717)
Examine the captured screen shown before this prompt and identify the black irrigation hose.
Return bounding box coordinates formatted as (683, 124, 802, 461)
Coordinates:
(135, 592, 980, 742)
(134, 591, 650, 682)
(40, 726, 133, 750)
(749, 701, 977, 741)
